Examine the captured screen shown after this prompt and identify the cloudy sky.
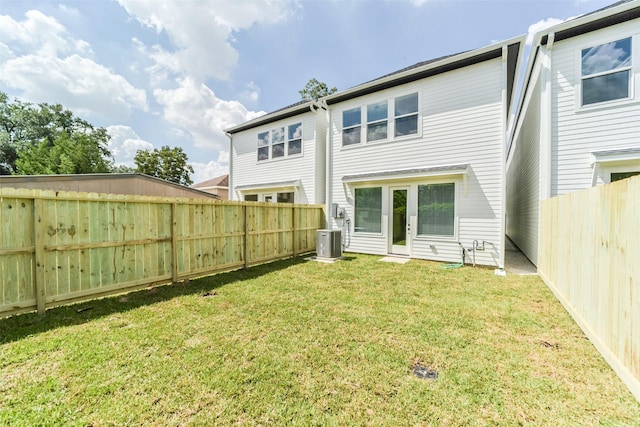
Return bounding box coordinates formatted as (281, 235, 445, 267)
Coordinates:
(0, 0, 616, 183)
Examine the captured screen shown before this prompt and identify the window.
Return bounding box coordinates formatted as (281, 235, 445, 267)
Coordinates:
(395, 93, 419, 137)
(244, 194, 258, 201)
(417, 183, 455, 237)
(277, 192, 294, 203)
(367, 101, 388, 142)
(257, 131, 269, 161)
(354, 187, 382, 233)
(288, 123, 302, 156)
(272, 127, 285, 159)
(343, 107, 361, 146)
(611, 171, 640, 182)
(581, 38, 632, 106)
(341, 93, 419, 146)
(257, 123, 303, 161)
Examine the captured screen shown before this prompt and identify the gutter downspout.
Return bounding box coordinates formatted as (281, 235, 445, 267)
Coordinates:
(225, 131, 234, 200)
(320, 99, 332, 230)
(499, 44, 509, 270)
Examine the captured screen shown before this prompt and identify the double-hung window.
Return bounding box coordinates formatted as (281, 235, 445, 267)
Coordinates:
(257, 131, 270, 161)
(343, 107, 362, 146)
(354, 187, 382, 233)
(257, 123, 303, 161)
(367, 102, 388, 142)
(417, 183, 455, 237)
(395, 93, 419, 137)
(581, 37, 632, 106)
(288, 123, 302, 155)
(341, 92, 419, 146)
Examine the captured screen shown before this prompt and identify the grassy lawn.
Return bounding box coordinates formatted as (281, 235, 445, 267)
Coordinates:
(1, 254, 639, 426)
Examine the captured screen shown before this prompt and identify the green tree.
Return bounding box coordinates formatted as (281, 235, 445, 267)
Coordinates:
(134, 145, 194, 185)
(0, 91, 113, 175)
(299, 78, 337, 101)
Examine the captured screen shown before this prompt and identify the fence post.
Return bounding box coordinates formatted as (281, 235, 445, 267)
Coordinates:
(292, 206, 297, 257)
(243, 204, 249, 269)
(171, 202, 178, 283)
(33, 197, 46, 314)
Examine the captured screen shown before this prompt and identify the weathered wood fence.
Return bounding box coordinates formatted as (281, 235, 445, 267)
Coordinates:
(0, 187, 325, 317)
(538, 175, 639, 401)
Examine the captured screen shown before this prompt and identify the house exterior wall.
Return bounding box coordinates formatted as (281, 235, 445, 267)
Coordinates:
(550, 19, 640, 197)
(230, 109, 325, 204)
(506, 70, 543, 265)
(329, 58, 507, 267)
(506, 13, 640, 267)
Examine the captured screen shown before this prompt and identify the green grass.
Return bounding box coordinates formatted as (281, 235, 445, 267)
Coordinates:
(1, 254, 639, 426)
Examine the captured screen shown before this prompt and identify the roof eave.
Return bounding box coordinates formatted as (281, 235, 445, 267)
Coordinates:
(324, 35, 525, 106)
(225, 102, 315, 134)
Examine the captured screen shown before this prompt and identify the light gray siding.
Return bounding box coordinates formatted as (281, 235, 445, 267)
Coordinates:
(230, 110, 325, 204)
(330, 59, 507, 267)
(506, 74, 542, 265)
(550, 20, 640, 196)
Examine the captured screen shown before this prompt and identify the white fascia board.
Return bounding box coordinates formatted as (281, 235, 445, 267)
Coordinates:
(234, 179, 302, 192)
(323, 36, 524, 106)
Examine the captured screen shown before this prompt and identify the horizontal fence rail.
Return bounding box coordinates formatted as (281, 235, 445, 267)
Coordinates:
(0, 188, 325, 317)
(538, 175, 639, 401)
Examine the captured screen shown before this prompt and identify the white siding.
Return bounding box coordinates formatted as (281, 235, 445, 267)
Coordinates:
(230, 110, 324, 204)
(550, 20, 640, 196)
(506, 73, 542, 265)
(330, 59, 506, 267)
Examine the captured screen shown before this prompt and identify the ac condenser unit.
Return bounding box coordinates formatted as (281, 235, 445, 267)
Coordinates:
(316, 229, 342, 259)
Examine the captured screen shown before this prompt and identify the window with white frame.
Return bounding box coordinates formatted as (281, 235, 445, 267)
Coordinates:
(367, 101, 388, 142)
(417, 183, 455, 237)
(257, 123, 304, 161)
(395, 93, 419, 137)
(581, 37, 632, 106)
(288, 123, 302, 155)
(342, 92, 419, 146)
(342, 107, 362, 146)
(354, 187, 382, 233)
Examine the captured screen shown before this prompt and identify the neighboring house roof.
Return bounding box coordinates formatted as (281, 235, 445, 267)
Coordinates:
(191, 174, 229, 189)
(225, 35, 524, 134)
(225, 100, 316, 134)
(0, 173, 220, 199)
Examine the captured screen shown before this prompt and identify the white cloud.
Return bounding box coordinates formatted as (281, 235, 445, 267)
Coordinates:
(153, 78, 265, 151)
(190, 160, 229, 185)
(117, 0, 299, 83)
(241, 82, 261, 104)
(0, 10, 91, 57)
(106, 125, 154, 166)
(0, 11, 147, 121)
(526, 17, 565, 45)
(1, 54, 148, 121)
(410, 0, 428, 6)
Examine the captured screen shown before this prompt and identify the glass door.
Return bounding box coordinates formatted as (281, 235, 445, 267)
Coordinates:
(390, 188, 410, 255)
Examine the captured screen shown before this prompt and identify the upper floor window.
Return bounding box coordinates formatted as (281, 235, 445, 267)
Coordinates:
(342, 92, 419, 146)
(257, 122, 303, 161)
(343, 107, 362, 146)
(581, 38, 632, 106)
(395, 93, 419, 137)
(367, 102, 388, 142)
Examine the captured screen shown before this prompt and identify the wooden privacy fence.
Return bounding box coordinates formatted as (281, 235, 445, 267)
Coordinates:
(0, 187, 325, 317)
(538, 175, 639, 401)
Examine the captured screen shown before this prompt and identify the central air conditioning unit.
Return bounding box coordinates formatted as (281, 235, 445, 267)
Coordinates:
(316, 229, 342, 259)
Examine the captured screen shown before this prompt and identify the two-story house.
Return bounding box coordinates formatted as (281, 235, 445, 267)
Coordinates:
(228, 36, 525, 268)
(506, 0, 640, 266)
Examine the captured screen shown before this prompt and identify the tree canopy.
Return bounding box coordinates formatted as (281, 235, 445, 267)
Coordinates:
(134, 145, 194, 186)
(0, 91, 113, 175)
(299, 78, 337, 101)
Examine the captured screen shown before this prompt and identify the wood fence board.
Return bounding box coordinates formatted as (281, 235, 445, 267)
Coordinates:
(538, 175, 639, 402)
(0, 187, 324, 317)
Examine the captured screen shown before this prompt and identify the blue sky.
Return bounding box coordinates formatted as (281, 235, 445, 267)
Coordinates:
(0, 0, 617, 183)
